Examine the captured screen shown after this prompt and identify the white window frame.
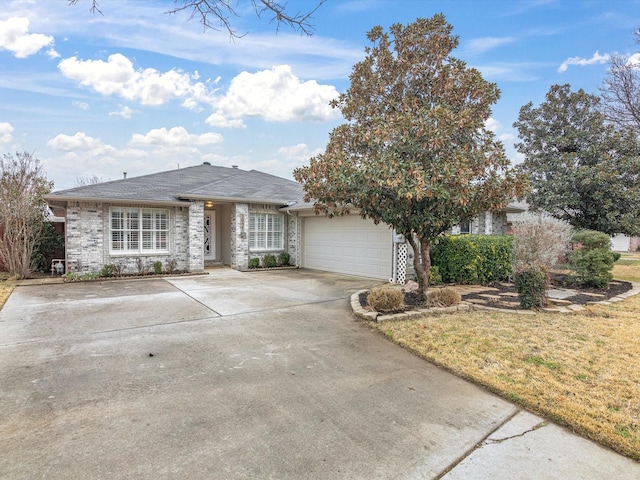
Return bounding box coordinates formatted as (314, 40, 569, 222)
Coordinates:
(110, 207, 169, 254)
(458, 220, 472, 235)
(249, 213, 284, 251)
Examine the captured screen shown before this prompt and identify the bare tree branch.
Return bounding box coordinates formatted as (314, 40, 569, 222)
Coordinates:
(69, 0, 326, 39)
(599, 53, 640, 134)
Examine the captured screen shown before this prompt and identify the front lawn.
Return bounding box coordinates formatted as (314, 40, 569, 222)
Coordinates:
(376, 259, 640, 460)
(0, 272, 14, 310)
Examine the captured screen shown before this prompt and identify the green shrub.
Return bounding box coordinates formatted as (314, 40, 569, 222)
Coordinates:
(426, 287, 461, 307)
(248, 258, 260, 269)
(612, 252, 621, 262)
(431, 235, 514, 284)
(514, 264, 549, 309)
(429, 265, 442, 285)
(262, 254, 278, 268)
(367, 286, 405, 313)
(153, 260, 163, 274)
(100, 263, 115, 277)
(278, 252, 291, 266)
(166, 258, 178, 274)
(569, 230, 615, 288)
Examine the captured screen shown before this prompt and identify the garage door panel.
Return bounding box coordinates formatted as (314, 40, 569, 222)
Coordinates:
(303, 215, 392, 279)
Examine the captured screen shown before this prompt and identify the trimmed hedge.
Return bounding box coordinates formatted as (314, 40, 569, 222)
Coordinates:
(431, 234, 514, 284)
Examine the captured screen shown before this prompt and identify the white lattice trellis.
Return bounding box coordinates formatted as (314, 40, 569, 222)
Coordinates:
(397, 243, 408, 285)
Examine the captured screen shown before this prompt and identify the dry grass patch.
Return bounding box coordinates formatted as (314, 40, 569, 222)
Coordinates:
(0, 272, 15, 310)
(375, 294, 640, 460)
(612, 261, 640, 282)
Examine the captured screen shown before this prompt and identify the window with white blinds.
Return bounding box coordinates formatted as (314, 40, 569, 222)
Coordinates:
(111, 207, 169, 253)
(249, 213, 284, 250)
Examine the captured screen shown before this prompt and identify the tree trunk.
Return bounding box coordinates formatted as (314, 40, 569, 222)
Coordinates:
(407, 234, 431, 302)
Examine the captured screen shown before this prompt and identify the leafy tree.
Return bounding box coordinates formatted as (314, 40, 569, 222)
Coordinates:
(514, 84, 640, 236)
(600, 27, 640, 134)
(294, 15, 526, 300)
(69, 0, 326, 38)
(0, 152, 53, 279)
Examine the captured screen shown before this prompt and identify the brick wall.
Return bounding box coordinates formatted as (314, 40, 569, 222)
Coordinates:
(65, 202, 193, 274)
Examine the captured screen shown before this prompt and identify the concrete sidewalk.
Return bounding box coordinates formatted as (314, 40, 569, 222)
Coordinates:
(1, 269, 637, 479)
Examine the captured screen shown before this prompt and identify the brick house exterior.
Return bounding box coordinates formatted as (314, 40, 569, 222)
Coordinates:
(45, 163, 521, 280)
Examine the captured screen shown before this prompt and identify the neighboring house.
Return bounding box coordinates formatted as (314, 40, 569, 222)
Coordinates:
(45, 163, 523, 282)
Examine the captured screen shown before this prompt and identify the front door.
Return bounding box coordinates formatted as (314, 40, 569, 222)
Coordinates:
(204, 212, 216, 259)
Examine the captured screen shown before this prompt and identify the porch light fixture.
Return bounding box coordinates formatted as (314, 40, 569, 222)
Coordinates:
(204, 201, 214, 208)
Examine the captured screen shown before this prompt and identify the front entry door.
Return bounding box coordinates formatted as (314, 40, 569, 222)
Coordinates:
(204, 212, 216, 259)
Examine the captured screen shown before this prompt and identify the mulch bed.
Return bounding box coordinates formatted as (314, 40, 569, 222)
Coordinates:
(360, 276, 633, 313)
(462, 279, 632, 310)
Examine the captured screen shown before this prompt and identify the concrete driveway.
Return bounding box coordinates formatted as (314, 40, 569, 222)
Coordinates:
(1, 269, 637, 479)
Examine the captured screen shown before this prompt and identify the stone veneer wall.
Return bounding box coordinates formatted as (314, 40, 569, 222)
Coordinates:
(286, 212, 300, 267)
(65, 201, 196, 274)
(66, 201, 104, 273)
(230, 203, 250, 270)
(229, 204, 299, 270)
(187, 201, 204, 272)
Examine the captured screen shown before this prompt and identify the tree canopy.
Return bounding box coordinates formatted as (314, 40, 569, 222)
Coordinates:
(294, 15, 526, 298)
(69, 0, 326, 38)
(514, 84, 640, 236)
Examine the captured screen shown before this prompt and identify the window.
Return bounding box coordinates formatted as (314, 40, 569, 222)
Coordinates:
(111, 207, 169, 253)
(249, 213, 283, 250)
(459, 220, 472, 234)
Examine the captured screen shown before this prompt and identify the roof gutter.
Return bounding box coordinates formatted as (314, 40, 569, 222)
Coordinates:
(45, 195, 191, 207)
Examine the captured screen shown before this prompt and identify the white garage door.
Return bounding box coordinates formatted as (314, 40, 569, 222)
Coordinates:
(302, 215, 393, 280)
(611, 234, 630, 252)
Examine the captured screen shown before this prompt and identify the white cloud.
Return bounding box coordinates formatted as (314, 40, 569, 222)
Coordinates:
(58, 53, 216, 108)
(627, 53, 640, 69)
(205, 112, 246, 128)
(558, 51, 610, 73)
(0, 17, 55, 58)
(73, 101, 90, 111)
(485, 117, 515, 143)
(0, 122, 14, 143)
(129, 127, 223, 147)
(109, 105, 135, 119)
(212, 65, 339, 124)
(466, 36, 515, 55)
(47, 132, 106, 151)
(277, 143, 323, 161)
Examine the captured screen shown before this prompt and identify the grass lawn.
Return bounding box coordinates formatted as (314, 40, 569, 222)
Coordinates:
(375, 260, 640, 460)
(0, 272, 14, 310)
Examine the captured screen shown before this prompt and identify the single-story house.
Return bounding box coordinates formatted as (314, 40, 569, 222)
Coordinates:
(46, 163, 523, 282)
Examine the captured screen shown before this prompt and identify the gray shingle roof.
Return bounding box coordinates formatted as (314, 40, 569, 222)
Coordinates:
(46, 164, 304, 205)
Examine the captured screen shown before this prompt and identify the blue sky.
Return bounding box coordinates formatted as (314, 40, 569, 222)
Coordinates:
(1, 0, 639, 190)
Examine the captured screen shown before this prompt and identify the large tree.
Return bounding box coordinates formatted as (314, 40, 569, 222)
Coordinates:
(600, 28, 640, 134)
(294, 15, 526, 299)
(69, 0, 326, 38)
(514, 84, 640, 236)
(0, 152, 53, 279)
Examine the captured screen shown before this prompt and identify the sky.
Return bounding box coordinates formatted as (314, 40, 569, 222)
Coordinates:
(1, 0, 639, 191)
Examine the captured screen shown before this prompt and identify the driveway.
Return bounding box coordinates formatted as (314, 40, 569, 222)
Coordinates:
(0, 269, 636, 479)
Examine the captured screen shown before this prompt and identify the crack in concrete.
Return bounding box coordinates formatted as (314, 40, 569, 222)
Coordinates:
(484, 421, 548, 445)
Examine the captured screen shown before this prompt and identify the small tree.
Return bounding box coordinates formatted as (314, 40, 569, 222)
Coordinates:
(569, 230, 615, 288)
(0, 152, 53, 279)
(294, 15, 526, 300)
(511, 212, 573, 271)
